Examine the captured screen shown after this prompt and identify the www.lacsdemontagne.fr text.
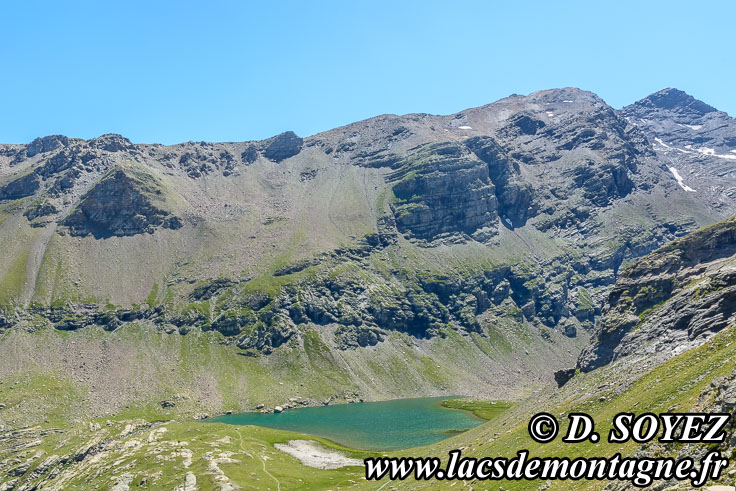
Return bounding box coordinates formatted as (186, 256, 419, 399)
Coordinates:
(364, 449, 729, 487)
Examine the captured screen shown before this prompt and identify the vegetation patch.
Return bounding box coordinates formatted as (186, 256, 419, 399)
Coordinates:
(441, 398, 512, 421)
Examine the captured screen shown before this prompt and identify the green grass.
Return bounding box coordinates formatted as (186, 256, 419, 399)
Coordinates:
(0, 372, 87, 426)
(146, 282, 159, 308)
(4, 323, 735, 488)
(181, 300, 210, 319)
(441, 399, 512, 421)
(0, 248, 30, 304)
(0, 199, 28, 227)
(576, 286, 594, 311)
(414, 323, 736, 490)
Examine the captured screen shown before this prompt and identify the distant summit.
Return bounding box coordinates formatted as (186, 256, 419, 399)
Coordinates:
(632, 88, 717, 116)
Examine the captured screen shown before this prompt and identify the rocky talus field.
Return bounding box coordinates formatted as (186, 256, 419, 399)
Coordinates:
(0, 87, 735, 489)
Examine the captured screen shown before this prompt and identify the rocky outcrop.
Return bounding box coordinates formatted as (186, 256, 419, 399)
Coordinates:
(0, 172, 40, 200)
(24, 200, 58, 221)
(88, 134, 133, 152)
(179, 244, 604, 352)
(570, 158, 634, 207)
(62, 167, 182, 238)
(236, 313, 296, 354)
(210, 309, 257, 336)
(24, 135, 70, 158)
(190, 278, 237, 301)
(261, 131, 303, 162)
(498, 113, 546, 138)
(241, 145, 259, 164)
(175, 143, 238, 178)
(388, 142, 498, 241)
(466, 136, 535, 226)
(577, 217, 736, 372)
(335, 325, 384, 349)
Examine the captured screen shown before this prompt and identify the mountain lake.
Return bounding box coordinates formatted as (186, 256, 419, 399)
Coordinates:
(209, 397, 485, 450)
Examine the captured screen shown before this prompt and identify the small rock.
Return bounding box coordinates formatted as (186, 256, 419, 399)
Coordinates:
(274, 406, 283, 413)
(256, 404, 264, 410)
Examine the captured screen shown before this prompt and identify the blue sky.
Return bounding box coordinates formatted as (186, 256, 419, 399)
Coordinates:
(1, 0, 733, 144)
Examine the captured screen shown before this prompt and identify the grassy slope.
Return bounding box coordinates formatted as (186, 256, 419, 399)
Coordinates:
(0, 316, 580, 428)
(397, 323, 736, 490)
(3, 324, 733, 489)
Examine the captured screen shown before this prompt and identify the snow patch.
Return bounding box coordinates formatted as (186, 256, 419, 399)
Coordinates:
(562, 100, 574, 103)
(654, 138, 672, 149)
(668, 167, 696, 192)
(655, 139, 736, 160)
(504, 218, 512, 226)
(458, 126, 472, 130)
(678, 123, 703, 131)
(546, 112, 554, 117)
(696, 147, 736, 160)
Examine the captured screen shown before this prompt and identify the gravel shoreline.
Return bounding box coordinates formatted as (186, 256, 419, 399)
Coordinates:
(274, 440, 363, 469)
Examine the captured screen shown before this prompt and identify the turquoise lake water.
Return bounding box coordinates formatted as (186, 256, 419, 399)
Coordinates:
(209, 397, 483, 451)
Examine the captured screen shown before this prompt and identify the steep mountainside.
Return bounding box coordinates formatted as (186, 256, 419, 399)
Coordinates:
(419, 215, 736, 490)
(577, 216, 736, 374)
(0, 87, 734, 418)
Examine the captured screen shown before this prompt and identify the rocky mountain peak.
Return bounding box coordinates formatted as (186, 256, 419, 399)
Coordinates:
(25, 135, 70, 158)
(528, 87, 604, 105)
(633, 88, 717, 116)
(88, 133, 134, 152)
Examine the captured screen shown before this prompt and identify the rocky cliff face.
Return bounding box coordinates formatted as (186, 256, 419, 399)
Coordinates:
(576, 216, 736, 373)
(387, 141, 499, 241)
(0, 172, 40, 200)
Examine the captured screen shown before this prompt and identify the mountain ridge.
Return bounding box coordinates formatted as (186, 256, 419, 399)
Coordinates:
(2, 86, 718, 148)
(0, 85, 734, 423)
